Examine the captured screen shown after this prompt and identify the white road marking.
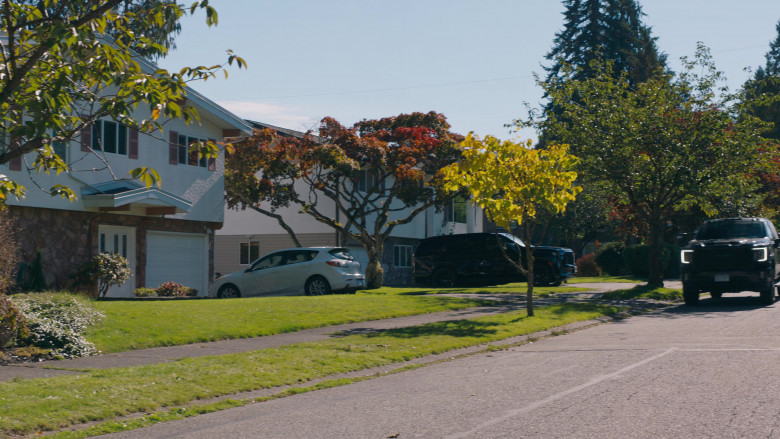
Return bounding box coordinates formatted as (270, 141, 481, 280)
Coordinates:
(445, 348, 678, 439)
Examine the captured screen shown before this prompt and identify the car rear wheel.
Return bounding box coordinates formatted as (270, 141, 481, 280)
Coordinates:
(305, 276, 331, 296)
(218, 284, 241, 298)
(710, 291, 723, 299)
(432, 269, 456, 288)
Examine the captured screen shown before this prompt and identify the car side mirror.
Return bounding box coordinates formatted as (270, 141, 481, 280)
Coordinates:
(775, 238, 780, 247)
(677, 233, 691, 246)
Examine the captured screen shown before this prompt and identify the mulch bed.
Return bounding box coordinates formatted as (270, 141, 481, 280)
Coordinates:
(0, 347, 54, 365)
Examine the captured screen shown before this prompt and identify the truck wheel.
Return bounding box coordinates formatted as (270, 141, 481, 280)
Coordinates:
(533, 266, 561, 287)
(683, 283, 699, 306)
(432, 269, 456, 288)
(710, 291, 722, 299)
(760, 283, 774, 305)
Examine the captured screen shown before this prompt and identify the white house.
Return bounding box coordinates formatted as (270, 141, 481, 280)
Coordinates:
(4, 82, 251, 297)
(215, 121, 483, 286)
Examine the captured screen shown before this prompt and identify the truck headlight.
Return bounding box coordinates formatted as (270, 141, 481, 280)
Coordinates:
(754, 247, 769, 262)
(681, 250, 693, 264)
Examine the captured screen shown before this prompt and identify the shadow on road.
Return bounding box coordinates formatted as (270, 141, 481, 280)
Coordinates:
(615, 295, 770, 321)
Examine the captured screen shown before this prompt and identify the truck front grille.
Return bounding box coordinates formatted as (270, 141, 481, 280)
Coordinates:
(694, 247, 753, 271)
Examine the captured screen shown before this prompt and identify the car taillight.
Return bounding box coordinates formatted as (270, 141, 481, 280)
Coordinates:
(327, 260, 347, 267)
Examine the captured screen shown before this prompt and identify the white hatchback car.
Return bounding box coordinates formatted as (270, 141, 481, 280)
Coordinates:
(209, 247, 366, 298)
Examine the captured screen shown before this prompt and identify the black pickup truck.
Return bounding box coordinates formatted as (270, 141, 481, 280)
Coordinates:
(413, 232, 576, 287)
(680, 217, 780, 305)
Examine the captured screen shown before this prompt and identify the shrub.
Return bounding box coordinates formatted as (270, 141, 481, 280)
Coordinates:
(27, 250, 47, 292)
(156, 281, 188, 297)
(11, 292, 103, 358)
(0, 295, 28, 348)
(133, 287, 157, 297)
(78, 253, 132, 297)
(623, 243, 680, 279)
(576, 253, 601, 277)
(594, 241, 625, 276)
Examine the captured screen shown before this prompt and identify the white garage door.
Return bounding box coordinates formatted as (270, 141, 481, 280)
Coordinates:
(146, 231, 208, 295)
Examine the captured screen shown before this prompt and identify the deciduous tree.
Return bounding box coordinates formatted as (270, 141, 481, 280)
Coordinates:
(533, 45, 770, 287)
(439, 135, 581, 316)
(0, 0, 245, 202)
(225, 112, 463, 289)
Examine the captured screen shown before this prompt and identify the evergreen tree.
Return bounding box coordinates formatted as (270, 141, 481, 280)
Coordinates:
(535, 1, 667, 247)
(743, 20, 780, 141)
(742, 20, 780, 220)
(544, 0, 666, 85)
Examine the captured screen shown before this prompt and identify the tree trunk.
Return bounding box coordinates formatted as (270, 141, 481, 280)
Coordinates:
(365, 245, 385, 289)
(647, 219, 665, 288)
(520, 223, 536, 317)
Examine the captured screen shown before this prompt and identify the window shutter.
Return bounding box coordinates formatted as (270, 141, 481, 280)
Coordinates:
(9, 155, 21, 171)
(169, 131, 178, 165)
(208, 138, 216, 171)
(129, 128, 139, 159)
(81, 122, 92, 152)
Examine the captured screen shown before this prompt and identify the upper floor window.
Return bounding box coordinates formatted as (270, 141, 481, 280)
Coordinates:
(445, 195, 467, 224)
(81, 119, 138, 159)
(52, 139, 67, 163)
(169, 130, 215, 170)
(356, 170, 384, 192)
(92, 120, 128, 155)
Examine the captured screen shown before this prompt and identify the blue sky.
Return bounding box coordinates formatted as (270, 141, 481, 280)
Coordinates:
(158, 0, 780, 141)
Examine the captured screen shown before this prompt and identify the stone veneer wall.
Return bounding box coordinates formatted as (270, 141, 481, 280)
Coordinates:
(7, 206, 218, 293)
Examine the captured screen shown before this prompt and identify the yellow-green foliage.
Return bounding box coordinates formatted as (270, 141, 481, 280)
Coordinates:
(439, 134, 582, 229)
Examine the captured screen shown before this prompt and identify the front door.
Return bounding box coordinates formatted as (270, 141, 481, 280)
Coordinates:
(98, 225, 136, 297)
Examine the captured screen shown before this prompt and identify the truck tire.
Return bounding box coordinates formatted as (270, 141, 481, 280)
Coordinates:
(760, 283, 774, 305)
(683, 283, 699, 306)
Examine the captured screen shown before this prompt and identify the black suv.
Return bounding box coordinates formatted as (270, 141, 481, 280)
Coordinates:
(413, 232, 576, 287)
(680, 217, 780, 305)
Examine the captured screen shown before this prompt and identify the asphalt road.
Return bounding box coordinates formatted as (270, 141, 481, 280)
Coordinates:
(107, 292, 780, 438)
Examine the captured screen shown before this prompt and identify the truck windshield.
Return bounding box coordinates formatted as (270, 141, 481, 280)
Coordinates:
(696, 221, 767, 240)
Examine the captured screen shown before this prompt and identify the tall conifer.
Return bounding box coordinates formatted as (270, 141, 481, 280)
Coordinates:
(743, 20, 780, 141)
(544, 0, 666, 85)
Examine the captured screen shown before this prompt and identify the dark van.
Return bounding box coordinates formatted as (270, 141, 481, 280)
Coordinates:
(413, 232, 576, 287)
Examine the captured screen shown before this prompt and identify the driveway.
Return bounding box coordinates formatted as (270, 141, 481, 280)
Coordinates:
(104, 290, 780, 438)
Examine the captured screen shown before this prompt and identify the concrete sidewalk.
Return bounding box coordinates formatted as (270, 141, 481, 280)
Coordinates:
(0, 282, 659, 382)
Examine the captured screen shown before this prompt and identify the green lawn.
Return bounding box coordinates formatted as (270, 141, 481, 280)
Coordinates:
(600, 284, 682, 301)
(1, 302, 620, 437)
(87, 279, 647, 353)
(87, 291, 496, 353)
(568, 275, 645, 283)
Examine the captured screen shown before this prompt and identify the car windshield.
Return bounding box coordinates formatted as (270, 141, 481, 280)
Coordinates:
(328, 248, 355, 260)
(696, 221, 767, 240)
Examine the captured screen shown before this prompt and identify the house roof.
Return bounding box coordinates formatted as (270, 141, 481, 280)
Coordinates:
(81, 181, 192, 215)
(247, 120, 324, 143)
(133, 49, 253, 136)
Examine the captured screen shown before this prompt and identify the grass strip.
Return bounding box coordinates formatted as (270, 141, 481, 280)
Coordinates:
(87, 293, 494, 353)
(0, 302, 619, 436)
(600, 284, 682, 301)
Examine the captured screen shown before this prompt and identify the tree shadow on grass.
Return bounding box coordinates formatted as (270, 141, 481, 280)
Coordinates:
(338, 319, 501, 339)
